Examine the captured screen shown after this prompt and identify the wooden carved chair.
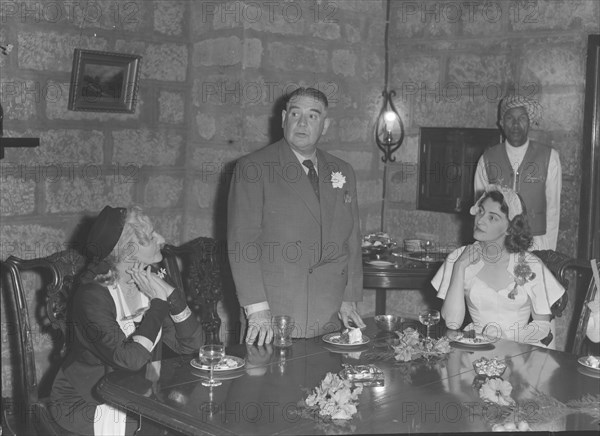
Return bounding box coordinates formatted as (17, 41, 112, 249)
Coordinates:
(161, 237, 229, 345)
(533, 250, 595, 354)
(1, 249, 86, 436)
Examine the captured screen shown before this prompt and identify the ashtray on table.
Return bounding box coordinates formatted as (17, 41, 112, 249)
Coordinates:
(339, 364, 384, 387)
(375, 314, 400, 331)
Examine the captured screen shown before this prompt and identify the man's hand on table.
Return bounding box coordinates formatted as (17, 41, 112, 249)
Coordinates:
(338, 301, 366, 330)
(246, 309, 273, 346)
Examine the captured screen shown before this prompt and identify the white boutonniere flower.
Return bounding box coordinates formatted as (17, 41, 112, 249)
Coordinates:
(156, 268, 167, 279)
(331, 171, 346, 189)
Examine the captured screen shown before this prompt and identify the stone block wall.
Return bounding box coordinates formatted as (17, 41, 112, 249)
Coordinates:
(0, 0, 194, 400)
(186, 0, 386, 240)
(1, 1, 190, 248)
(1, 0, 386, 398)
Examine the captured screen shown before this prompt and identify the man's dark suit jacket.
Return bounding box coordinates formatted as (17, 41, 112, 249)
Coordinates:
(227, 139, 363, 338)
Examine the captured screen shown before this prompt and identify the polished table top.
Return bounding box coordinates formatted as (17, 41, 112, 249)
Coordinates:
(362, 250, 444, 276)
(97, 319, 600, 435)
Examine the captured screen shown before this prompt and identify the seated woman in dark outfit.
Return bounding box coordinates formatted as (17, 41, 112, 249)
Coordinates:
(50, 205, 204, 436)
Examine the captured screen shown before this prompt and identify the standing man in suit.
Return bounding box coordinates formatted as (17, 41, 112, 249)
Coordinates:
(474, 95, 562, 250)
(227, 87, 365, 345)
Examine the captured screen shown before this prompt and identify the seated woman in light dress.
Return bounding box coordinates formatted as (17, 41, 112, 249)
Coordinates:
(50, 206, 203, 436)
(432, 185, 565, 348)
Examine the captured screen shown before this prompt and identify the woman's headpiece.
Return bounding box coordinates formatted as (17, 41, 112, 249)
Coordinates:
(84, 206, 127, 275)
(470, 185, 523, 220)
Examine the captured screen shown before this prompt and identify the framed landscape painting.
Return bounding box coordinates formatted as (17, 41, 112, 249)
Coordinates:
(68, 49, 142, 113)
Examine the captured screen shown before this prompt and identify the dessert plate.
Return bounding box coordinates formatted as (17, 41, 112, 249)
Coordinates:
(366, 260, 395, 267)
(451, 333, 496, 348)
(578, 355, 600, 372)
(190, 355, 245, 371)
(322, 333, 370, 347)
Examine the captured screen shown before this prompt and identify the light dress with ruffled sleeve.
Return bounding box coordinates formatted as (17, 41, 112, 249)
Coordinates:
(431, 246, 565, 349)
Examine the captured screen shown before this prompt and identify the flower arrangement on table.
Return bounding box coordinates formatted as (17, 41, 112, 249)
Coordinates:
(393, 328, 452, 361)
(297, 372, 363, 422)
(365, 328, 452, 363)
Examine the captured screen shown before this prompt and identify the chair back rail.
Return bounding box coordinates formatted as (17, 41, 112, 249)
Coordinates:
(3, 258, 45, 406)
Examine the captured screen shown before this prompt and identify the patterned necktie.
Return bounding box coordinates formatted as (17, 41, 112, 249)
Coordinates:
(302, 159, 319, 200)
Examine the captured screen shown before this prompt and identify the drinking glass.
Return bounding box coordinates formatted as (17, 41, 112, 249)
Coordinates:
(421, 240, 434, 260)
(199, 344, 225, 387)
(272, 315, 294, 347)
(419, 309, 441, 339)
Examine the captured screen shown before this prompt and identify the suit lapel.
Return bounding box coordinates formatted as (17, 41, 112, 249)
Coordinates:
(275, 140, 321, 225)
(318, 151, 338, 242)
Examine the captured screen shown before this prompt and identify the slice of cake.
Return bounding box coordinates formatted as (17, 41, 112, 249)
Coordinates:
(348, 327, 363, 344)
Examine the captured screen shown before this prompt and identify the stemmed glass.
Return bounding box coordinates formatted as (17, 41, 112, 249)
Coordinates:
(419, 309, 441, 340)
(421, 240, 434, 261)
(198, 344, 225, 387)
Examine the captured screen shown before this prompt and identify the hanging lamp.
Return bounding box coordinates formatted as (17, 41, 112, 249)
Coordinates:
(375, 0, 404, 163)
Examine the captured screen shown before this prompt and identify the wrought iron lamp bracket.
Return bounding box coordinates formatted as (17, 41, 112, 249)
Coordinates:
(375, 89, 404, 163)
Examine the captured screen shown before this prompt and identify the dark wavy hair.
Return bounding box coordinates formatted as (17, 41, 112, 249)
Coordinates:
(479, 190, 533, 253)
(286, 87, 328, 108)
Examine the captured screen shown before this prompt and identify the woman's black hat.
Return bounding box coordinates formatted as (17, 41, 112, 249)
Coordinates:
(85, 205, 127, 263)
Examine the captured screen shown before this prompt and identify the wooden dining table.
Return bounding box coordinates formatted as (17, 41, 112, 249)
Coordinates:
(97, 318, 600, 435)
(362, 250, 445, 315)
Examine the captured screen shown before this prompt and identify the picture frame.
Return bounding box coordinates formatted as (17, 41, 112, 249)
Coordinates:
(68, 49, 142, 113)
